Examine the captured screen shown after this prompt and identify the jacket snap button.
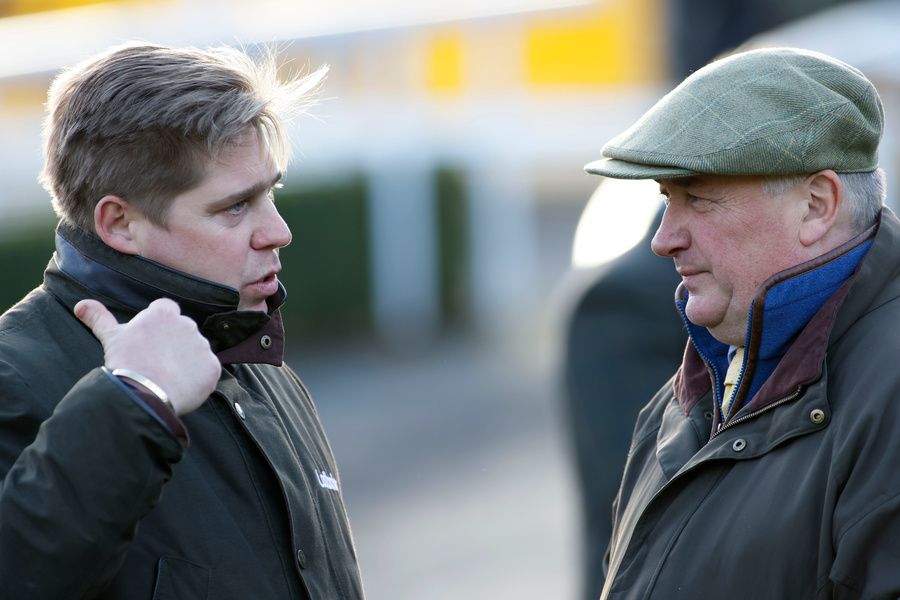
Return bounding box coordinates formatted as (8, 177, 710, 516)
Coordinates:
(732, 438, 747, 452)
(296, 548, 307, 569)
(220, 321, 231, 330)
(260, 335, 272, 350)
(703, 410, 713, 421)
(234, 402, 246, 420)
(809, 409, 826, 424)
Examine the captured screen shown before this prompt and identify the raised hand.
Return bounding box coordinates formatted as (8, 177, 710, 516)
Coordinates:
(74, 298, 221, 415)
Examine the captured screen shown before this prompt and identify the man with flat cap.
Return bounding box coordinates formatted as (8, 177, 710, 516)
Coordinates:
(585, 47, 898, 598)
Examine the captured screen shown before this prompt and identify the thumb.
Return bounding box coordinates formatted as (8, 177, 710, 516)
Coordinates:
(74, 299, 119, 346)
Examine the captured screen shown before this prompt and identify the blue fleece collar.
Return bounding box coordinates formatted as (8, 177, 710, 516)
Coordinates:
(677, 239, 872, 418)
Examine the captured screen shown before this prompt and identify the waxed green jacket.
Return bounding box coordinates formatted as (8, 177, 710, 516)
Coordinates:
(602, 209, 900, 599)
(0, 224, 364, 599)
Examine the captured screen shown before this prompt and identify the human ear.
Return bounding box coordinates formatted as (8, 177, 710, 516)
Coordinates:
(94, 195, 141, 255)
(799, 170, 842, 247)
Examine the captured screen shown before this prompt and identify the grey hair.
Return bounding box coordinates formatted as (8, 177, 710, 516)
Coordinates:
(40, 42, 327, 231)
(761, 168, 886, 232)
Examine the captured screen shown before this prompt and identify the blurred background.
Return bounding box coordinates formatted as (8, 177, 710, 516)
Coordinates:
(0, 0, 897, 597)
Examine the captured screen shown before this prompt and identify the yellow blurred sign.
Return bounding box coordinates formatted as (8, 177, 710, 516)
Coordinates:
(424, 0, 664, 94)
(427, 30, 464, 94)
(0, 0, 118, 17)
(525, 0, 663, 86)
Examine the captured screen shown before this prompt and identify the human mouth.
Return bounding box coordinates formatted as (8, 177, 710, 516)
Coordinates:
(245, 271, 280, 298)
(676, 267, 706, 288)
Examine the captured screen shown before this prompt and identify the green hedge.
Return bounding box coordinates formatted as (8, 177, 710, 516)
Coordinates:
(435, 168, 468, 325)
(275, 178, 372, 340)
(0, 220, 56, 313)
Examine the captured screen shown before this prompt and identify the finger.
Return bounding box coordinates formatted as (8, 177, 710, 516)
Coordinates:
(146, 297, 182, 316)
(74, 299, 119, 345)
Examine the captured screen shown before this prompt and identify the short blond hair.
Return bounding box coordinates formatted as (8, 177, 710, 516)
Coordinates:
(40, 42, 326, 230)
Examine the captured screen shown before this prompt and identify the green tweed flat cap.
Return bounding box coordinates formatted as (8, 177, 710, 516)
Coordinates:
(585, 47, 884, 179)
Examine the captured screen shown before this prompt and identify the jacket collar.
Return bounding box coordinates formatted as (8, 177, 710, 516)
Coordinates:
(45, 222, 286, 366)
(674, 216, 879, 423)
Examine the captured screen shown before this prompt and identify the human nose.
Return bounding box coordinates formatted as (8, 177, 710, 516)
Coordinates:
(252, 200, 292, 250)
(650, 205, 689, 257)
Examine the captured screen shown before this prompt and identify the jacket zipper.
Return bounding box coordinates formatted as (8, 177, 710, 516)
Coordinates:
(711, 385, 804, 440)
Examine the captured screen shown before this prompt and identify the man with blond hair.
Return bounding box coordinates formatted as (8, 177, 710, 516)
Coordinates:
(585, 47, 899, 598)
(0, 43, 364, 599)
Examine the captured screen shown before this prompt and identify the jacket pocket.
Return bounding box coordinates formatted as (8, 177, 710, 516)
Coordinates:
(151, 556, 210, 600)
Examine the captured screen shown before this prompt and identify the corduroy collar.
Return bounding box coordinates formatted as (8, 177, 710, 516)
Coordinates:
(45, 222, 286, 366)
(673, 221, 877, 424)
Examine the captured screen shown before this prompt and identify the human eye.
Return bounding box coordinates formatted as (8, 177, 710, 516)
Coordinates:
(226, 200, 249, 215)
(687, 194, 714, 212)
(268, 182, 283, 201)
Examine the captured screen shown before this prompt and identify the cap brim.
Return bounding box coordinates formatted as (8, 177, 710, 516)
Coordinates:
(584, 158, 695, 180)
